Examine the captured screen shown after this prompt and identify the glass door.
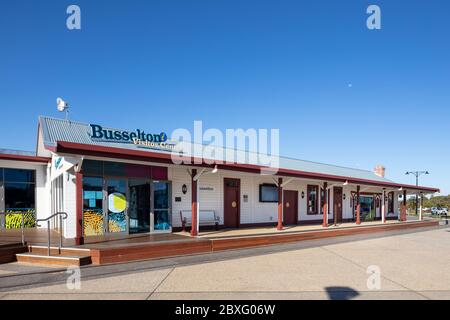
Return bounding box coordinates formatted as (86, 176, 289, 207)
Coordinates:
(83, 176, 104, 236)
(106, 178, 128, 234)
(151, 181, 172, 232)
(128, 179, 151, 234)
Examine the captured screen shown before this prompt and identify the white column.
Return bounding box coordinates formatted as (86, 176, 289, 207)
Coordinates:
(419, 193, 423, 221)
(381, 190, 386, 223)
(197, 180, 200, 234)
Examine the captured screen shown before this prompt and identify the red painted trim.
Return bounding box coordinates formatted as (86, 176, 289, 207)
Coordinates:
(75, 171, 84, 245)
(0, 153, 50, 163)
(44, 144, 57, 152)
(54, 141, 440, 193)
(239, 222, 277, 228)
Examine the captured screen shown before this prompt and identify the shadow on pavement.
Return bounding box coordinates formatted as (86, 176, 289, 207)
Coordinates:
(0, 225, 444, 293)
(325, 286, 359, 300)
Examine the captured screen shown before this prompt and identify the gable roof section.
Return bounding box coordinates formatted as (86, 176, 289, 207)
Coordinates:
(38, 116, 439, 193)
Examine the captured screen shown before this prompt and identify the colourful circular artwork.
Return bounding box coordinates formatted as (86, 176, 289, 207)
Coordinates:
(108, 192, 126, 213)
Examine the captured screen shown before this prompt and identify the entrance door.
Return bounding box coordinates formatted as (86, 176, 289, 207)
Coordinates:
(360, 196, 375, 221)
(152, 181, 172, 232)
(106, 178, 128, 234)
(128, 179, 151, 234)
(283, 190, 298, 225)
(224, 178, 240, 228)
(333, 187, 343, 224)
(82, 176, 105, 236)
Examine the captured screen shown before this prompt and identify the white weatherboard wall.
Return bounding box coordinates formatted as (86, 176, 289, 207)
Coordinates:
(63, 172, 77, 238)
(0, 160, 50, 221)
(169, 167, 224, 227)
(169, 167, 367, 226)
(168, 166, 405, 227)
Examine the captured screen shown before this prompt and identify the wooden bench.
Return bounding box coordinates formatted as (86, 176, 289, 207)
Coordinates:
(180, 210, 220, 231)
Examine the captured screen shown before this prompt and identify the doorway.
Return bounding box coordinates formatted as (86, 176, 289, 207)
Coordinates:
(224, 178, 240, 228)
(333, 187, 343, 224)
(83, 176, 172, 237)
(152, 181, 172, 232)
(106, 178, 128, 234)
(283, 190, 298, 225)
(128, 179, 151, 234)
(128, 180, 172, 233)
(359, 196, 376, 221)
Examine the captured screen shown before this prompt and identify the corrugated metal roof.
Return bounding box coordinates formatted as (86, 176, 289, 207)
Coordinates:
(0, 148, 36, 156)
(39, 115, 393, 183)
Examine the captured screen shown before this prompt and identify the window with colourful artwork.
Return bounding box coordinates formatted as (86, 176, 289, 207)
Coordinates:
(1, 168, 36, 229)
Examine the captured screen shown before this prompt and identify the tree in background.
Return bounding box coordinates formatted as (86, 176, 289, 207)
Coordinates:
(406, 195, 449, 214)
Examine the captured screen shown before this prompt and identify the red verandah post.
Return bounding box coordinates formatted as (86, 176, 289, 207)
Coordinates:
(277, 177, 283, 230)
(75, 171, 84, 245)
(322, 182, 328, 227)
(356, 185, 361, 225)
(191, 169, 198, 236)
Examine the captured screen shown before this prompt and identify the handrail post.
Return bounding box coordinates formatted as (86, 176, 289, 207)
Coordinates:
(34, 212, 68, 256)
(59, 216, 63, 254)
(47, 220, 51, 256)
(21, 212, 25, 246)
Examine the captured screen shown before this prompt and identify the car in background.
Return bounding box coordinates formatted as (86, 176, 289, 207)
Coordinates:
(431, 207, 448, 215)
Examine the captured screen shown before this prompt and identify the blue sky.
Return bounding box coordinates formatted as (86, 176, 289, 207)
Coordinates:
(0, 0, 448, 193)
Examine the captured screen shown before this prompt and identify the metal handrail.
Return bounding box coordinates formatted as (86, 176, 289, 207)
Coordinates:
(36, 212, 68, 256)
(0, 211, 35, 246)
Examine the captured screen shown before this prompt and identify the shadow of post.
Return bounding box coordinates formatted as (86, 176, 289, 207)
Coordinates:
(325, 286, 359, 300)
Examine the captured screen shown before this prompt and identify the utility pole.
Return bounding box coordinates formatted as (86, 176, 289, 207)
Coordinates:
(405, 171, 429, 216)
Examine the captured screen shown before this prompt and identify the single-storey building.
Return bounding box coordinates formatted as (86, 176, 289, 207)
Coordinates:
(0, 116, 440, 244)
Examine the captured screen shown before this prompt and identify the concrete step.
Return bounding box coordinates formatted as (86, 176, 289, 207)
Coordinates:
(0, 243, 28, 264)
(16, 252, 92, 267)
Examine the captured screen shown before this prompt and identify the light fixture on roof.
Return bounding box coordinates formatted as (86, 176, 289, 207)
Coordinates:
(56, 97, 69, 120)
(212, 165, 218, 174)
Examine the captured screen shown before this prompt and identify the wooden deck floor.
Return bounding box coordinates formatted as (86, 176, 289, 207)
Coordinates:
(0, 228, 76, 246)
(0, 228, 195, 247)
(80, 233, 197, 249)
(1, 219, 440, 265)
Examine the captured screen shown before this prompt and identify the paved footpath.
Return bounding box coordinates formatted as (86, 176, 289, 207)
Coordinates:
(0, 226, 449, 300)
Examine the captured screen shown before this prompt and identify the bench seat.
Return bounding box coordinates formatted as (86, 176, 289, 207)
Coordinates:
(180, 210, 220, 231)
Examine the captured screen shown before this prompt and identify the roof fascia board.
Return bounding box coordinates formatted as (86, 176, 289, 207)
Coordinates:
(54, 141, 439, 193)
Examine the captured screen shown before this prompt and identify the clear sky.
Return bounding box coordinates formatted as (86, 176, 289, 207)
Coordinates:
(0, 0, 448, 194)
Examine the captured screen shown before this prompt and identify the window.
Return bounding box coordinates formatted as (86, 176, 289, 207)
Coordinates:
(5, 183, 35, 209)
(388, 192, 394, 213)
(3, 169, 36, 210)
(1, 168, 36, 229)
(307, 185, 319, 215)
(83, 176, 104, 236)
(4, 169, 35, 183)
(259, 184, 278, 203)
